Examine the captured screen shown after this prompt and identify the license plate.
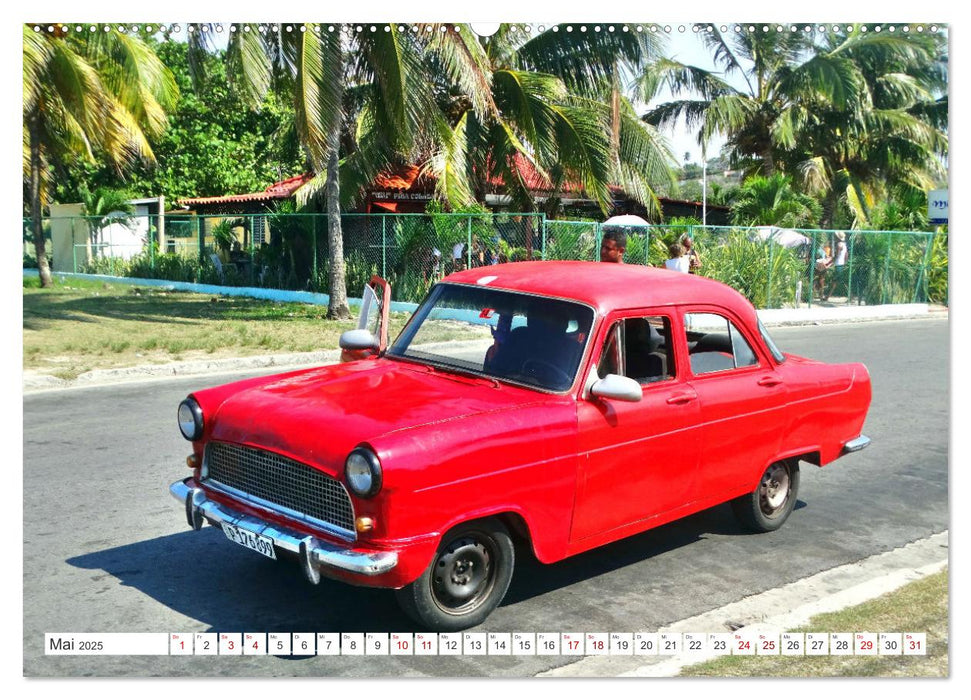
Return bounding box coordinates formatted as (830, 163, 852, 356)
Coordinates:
(222, 523, 277, 560)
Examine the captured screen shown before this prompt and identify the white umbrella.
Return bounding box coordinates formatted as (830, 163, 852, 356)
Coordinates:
(603, 214, 651, 228)
(755, 226, 811, 249)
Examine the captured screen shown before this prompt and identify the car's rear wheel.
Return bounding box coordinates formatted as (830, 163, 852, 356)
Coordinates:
(731, 460, 800, 532)
(395, 518, 514, 631)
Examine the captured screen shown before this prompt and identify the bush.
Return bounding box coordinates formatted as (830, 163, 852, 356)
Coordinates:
(701, 231, 805, 309)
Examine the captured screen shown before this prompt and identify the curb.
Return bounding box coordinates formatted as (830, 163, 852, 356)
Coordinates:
(23, 351, 342, 393)
(538, 531, 948, 677)
(23, 311, 948, 394)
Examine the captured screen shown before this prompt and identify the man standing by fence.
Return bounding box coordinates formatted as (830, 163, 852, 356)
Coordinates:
(600, 230, 626, 264)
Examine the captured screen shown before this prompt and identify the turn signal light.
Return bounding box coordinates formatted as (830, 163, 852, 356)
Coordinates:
(186, 454, 200, 470)
(356, 517, 375, 533)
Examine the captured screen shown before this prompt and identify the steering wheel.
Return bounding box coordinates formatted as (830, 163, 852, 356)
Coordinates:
(521, 359, 572, 388)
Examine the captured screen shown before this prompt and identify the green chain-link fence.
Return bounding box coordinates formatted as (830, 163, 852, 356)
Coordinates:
(25, 214, 947, 309)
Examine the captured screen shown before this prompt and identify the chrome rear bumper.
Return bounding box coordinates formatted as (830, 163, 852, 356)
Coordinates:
(841, 435, 871, 455)
(169, 478, 397, 583)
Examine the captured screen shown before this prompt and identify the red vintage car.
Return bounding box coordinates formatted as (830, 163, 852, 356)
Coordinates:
(170, 261, 871, 630)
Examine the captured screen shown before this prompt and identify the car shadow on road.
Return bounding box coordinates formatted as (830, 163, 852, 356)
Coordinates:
(65, 500, 808, 635)
(503, 500, 807, 606)
(66, 527, 413, 634)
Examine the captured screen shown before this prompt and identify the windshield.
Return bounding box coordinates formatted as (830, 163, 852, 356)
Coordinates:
(388, 284, 595, 392)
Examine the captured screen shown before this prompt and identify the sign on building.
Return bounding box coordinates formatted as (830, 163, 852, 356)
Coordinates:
(928, 189, 948, 224)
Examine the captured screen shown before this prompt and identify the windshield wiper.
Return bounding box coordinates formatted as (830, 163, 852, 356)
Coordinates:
(427, 363, 501, 388)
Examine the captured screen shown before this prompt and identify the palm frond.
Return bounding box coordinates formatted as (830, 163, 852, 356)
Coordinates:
(226, 24, 273, 107)
(425, 24, 498, 121)
(293, 25, 342, 169)
(515, 24, 651, 96)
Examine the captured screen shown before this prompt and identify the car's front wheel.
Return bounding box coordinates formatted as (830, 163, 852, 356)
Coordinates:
(731, 460, 800, 532)
(395, 517, 514, 631)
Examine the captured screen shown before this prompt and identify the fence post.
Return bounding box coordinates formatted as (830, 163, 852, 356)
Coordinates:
(466, 215, 473, 268)
(914, 232, 934, 303)
(881, 233, 893, 305)
(381, 215, 387, 278)
(73, 240, 78, 274)
(766, 234, 774, 308)
(847, 233, 856, 304)
(595, 223, 602, 262)
(312, 214, 318, 289)
(808, 232, 816, 309)
(195, 215, 203, 263)
(541, 213, 547, 260)
(149, 214, 155, 272)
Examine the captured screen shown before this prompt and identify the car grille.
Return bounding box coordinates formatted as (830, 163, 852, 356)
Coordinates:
(203, 442, 355, 539)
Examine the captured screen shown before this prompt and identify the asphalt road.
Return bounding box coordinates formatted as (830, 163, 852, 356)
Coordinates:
(22, 317, 949, 677)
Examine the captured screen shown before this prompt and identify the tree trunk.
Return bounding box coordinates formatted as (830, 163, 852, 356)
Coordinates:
(28, 114, 52, 288)
(325, 55, 350, 320)
(821, 189, 837, 230)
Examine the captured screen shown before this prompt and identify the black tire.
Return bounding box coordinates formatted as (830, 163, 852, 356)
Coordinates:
(731, 460, 800, 532)
(395, 517, 514, 631)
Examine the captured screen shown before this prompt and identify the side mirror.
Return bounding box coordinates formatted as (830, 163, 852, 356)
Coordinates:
(339, 328, 379, 352)
(590, 374, 643, 402)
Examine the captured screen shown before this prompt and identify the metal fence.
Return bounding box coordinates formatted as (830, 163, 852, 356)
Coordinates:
(24, 214, 948, 309)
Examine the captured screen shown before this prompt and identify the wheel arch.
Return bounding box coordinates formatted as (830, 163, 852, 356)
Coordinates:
(437, 509, 544, 562)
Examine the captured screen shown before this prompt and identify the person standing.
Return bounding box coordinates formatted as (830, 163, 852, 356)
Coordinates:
(600, 230, 626, 263)
(814, 244, 833, 299)
(664, 243, 690, 273)
(826, 232, 848, 300)
(681, 235, 702, 273)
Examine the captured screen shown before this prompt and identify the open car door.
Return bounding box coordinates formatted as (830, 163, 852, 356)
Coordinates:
(340, 275, 390, 362)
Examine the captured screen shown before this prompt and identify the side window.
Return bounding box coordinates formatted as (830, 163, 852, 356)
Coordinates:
(684, 312, 759, 375)
(597, 316, 675, 384)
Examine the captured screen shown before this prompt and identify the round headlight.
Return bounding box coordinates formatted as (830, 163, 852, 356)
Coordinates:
(178, 398, 204, 441)
(345, 447, 382, 498)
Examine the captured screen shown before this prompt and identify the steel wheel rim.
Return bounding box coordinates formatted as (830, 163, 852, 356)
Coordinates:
(760, 463, 791, 518)
(431, 534, 496, 615)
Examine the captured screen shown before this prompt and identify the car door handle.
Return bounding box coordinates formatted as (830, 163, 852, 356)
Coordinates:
(757, 376, 783, 387)
(666, 391, 697, 405)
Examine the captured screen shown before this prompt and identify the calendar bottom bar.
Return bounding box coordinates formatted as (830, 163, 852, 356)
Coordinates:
(44, 632, 929, 657)
(46, 633, 170, 655)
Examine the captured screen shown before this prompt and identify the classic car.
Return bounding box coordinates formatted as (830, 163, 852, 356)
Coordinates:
(170, 261, 871, 630)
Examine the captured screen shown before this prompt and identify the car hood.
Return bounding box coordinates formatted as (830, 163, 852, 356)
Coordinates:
(207, 358, 546, 473)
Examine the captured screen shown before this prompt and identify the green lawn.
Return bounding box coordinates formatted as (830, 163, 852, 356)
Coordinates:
(22, 276, 409, 380)
(680, 568, 948, 677)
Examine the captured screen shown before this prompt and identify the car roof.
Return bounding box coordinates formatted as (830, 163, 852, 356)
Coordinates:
(443, 261, 755, 317)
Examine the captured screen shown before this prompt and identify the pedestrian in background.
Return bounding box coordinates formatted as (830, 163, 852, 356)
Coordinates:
(600, 230, 626, 264)
(681, 235, 702, 273)
(664, 243, 690, 273)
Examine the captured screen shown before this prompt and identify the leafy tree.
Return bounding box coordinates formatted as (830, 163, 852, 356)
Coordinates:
(23, 23, 177, 286)
(52, 39, 305, 203)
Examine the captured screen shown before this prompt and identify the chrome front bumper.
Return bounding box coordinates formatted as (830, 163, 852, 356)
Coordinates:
(169, 478, 397, 583)
(841, 435, 871, 455)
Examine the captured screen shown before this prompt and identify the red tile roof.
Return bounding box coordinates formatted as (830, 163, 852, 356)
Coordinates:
(179, 174, 315, 206)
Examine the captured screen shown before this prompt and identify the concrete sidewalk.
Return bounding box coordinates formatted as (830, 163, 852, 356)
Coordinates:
(22, 303, 946, 393)
(539, 531, 948, 677)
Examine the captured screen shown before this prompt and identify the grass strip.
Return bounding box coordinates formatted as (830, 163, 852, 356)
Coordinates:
(680, 568, 947, 677)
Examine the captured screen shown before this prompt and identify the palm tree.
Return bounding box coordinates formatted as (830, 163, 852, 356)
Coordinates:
(23, 24, 178, 287)
(78, 185, 134, 261)
(644, 25, 947, 228)
(207, 23, 442, 319)
(423, 24, 675, 218)
(785, 26, 947, 227)
(731, 173, 821, 227)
